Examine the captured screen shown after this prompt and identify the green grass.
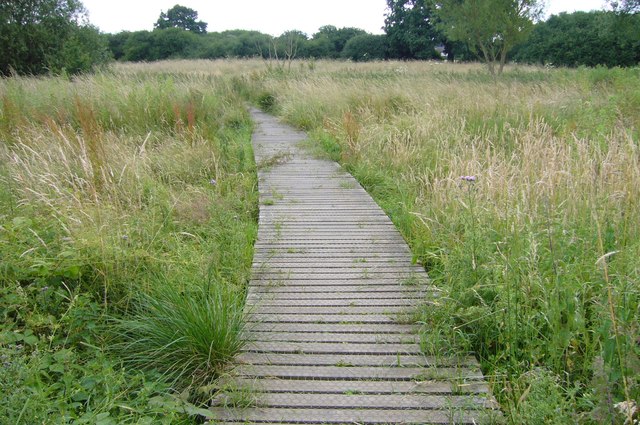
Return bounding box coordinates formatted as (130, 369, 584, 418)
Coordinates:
(112, 281, 245, 390)
(0, 62, 258, 422)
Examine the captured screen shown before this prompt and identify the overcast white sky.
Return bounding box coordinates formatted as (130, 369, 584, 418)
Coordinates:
(81, 0, 609, 36)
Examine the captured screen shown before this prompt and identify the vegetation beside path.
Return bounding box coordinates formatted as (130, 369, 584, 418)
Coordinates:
(1, 63, 258, 423)
(240, 60, 640, 424)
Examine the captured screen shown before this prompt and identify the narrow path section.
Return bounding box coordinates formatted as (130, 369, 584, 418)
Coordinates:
(209, 109, 497, 424)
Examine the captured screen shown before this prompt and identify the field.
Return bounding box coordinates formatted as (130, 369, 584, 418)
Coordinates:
(1, 59, 639, 423)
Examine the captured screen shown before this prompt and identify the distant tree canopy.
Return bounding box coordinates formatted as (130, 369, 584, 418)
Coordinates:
(431, 0, 544, 75)
(512, 11, 640, 67)
(384, 0, 441, 59)
(108, 25, 383, 62)
(342, 34, 388, 61)
(155, 4, 207, 34)
(312, 26, 368, 59)
(101, 2, 640, 70)
(0, 0, 110, 75)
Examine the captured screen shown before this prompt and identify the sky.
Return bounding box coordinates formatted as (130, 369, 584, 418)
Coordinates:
(81, 0, 609, 36)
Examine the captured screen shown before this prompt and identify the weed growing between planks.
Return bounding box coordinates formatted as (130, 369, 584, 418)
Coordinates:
(0, 62, 258, 422)
(240, 60, 640, 424)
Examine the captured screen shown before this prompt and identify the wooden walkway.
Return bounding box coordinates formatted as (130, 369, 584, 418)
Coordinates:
(209, 109, 496, 424)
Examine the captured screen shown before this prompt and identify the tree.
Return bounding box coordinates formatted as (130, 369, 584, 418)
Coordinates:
(307, 35, 333, 58)
(431, 0, 544, 74)
(108, 31, 132, 60)
(385, 0, 442, 59)
(122, 31, 156, 61)
(342, 34, 388, 61)
(608, 0, 640, 13)
(152, 28, 199, 60)
(512, 11, 640, 67)
(313, 25, 367, 58)
(0, 0, 109, 75)
(155, 4, 207, 34)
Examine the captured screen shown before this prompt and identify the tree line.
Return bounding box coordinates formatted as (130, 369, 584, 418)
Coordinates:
(1, 0, 639, 77)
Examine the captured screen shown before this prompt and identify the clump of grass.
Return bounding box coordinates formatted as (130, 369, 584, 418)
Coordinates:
(112, 281, 245, 391)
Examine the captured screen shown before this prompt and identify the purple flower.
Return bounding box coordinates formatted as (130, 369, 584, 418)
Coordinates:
(460, 175, 477, 182)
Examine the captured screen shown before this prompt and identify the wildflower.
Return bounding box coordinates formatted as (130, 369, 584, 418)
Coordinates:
(209, 179, 217, 186)
(614, 400, 638, 425)
(460, 175, 477, 182)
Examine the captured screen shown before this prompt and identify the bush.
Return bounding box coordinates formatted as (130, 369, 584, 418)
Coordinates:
(0, 1, 110, 75)
(342, 34, 388, 61)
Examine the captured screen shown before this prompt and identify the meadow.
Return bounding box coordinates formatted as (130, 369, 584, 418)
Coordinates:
(1, 62, 259, 423)
(1, 59, 639, 424)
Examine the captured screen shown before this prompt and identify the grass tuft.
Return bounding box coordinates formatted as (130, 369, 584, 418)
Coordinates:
(112, 281, 245, 390)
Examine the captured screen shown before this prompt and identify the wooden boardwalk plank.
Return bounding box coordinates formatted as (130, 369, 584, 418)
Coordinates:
(246, 322, 417, 333)
(223, 378, 491, 395)
(236, 353, 478, 367)
(234, 365, 484, 381)
(208, 108, 496, 424)
(211, 408, 485, 424)
(242, 341, 423, 355)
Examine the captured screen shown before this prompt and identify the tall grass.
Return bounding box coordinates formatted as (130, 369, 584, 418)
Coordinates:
(239, 60, 640, 423)
(1, 61, 258, 422)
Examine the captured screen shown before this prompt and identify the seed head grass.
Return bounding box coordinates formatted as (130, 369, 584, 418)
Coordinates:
(0, 60, 258, 421)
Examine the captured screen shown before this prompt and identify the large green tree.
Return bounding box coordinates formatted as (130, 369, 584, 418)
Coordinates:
(512, 11, 640, 67)
(342, 34, 388, 61)
(384, 0, 442, 59)
(432, 0, 544, 74)
(155, 4, 207, 34)
(312, 25, 367, 58)
(0, 0, 109, 75)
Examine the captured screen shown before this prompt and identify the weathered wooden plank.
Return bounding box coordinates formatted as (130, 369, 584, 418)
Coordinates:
(245, 313, 397, 323)
(246, 322, 417, 333)
(254, 248, 412, 255)
(251, 267, 422, 275)
(253, 272, 426, 281)
(234, 365, 484, 381)
(222, 378, 491, 395)
(249, 279, 426, 287)
(208, 407, 485, 424)
(247, 284, 425, 293)
(251, 306, 412, 314)
(247, 293, 428, 302)
(251, 296, 420, 304)
(212, 393, 493, 410)
(241, 332, 418, 344)
(236, 353, 478, 367)
(252, 253, 412, 261)
(242, 341, 422, 355)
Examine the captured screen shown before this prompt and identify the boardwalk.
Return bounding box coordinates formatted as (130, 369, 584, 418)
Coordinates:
(209, 109, 497, 424)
